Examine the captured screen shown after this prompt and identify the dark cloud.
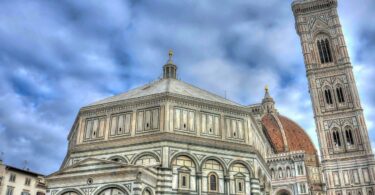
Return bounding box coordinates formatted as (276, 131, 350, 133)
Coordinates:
(0, 0, 374, 175)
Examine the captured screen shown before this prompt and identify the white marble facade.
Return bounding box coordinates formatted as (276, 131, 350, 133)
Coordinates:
(46, 1, 375, 195)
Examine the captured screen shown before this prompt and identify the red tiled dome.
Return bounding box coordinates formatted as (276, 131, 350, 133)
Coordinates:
(261, 113, 317, 155)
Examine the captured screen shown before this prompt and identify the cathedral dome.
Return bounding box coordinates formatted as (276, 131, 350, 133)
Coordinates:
(261, 113, 317, 155)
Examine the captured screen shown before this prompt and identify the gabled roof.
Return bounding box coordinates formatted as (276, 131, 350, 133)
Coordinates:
(3, 164, 44, 177)
(86, 78, 240, 107)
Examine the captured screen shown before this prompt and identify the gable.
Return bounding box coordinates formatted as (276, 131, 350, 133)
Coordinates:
(311, 18, 329, 32)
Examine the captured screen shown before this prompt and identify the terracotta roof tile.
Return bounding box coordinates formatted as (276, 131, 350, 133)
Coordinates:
(262, 114, 317, 155)
(261, 114, 285, 153)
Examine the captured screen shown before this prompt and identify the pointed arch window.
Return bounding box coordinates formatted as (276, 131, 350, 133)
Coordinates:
(317, 38, 333, 64)
(286, 167, 291, 177)
(336, 87, 345, 103)
(297, 165, 304, 175)
(270, 168, 275, 179)
(345, 127, 354, 145)
(325, 89, 333, 105)
(332, 129, 341, 147)
(278, 167, 283, 178)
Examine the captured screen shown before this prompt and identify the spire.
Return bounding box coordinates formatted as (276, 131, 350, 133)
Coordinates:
(262, 85, 276, 113)
(168, 49, 173, 63)
(264, 85, 270, 98)
(163, 49, 177, 79)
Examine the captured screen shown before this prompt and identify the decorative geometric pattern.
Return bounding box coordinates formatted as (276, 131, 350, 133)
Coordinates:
(193, 153, 206, 161)
(124, 183, 132, 192)
(223, 158, 232, 165)
(125, 154, 136, 162)
(81, 187, 97, 195)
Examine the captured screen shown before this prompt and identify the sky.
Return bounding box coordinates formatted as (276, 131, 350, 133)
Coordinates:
(0, 0, 375, 175)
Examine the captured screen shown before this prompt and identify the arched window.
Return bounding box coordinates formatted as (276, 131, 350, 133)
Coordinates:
(234, 177, 245, 194)
(345, 127, 354, 145)
(332, 129, 341, 147)
(317, 38, 333, 64)
(325, 89, 333, 105)
(297, 164, 304, 175)
(270, 168, 275, 179)
(286, 167, 291, 177)
(208, 173, 218, 192)
(99, 188, 127, 195)
(172, 156, 195, 190)
(109, 156, 126, 163)
(336, 87, 345, 103)
(62, 192, 79, 195)
(143, 189, 152, 195)
(278, 167, 283, 178)
(135, 155, 158, 166)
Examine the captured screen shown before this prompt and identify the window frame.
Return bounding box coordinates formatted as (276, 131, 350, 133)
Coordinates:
(178, 172, 190, 190)
(336, 86, 345, 103)
(332, 129, 342, 147)
(278, 167, 283, 178)
(6, 186, 14, 195)
(84, 116, 107, 141)
(25, 177, 31, 186)
(316, 37, 333, 64)
(21, 191, 30, 195)
(324, 88, 334, 105)
(235, 178, 245, 194)
(345, 126, 354, 145)
(109, 112, 132, 137)
(208, 172, 219, 192)
(9, 173, 16, 182)
(286, 167, 291, 177)
(299, 183, 307, 194)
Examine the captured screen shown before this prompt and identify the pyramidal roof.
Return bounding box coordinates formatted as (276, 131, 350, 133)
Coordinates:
(87, 78, 240, 107)
(86, 50, 240, 107)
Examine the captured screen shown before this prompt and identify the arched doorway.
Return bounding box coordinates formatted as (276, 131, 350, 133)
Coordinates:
(276, 189, 291, 195)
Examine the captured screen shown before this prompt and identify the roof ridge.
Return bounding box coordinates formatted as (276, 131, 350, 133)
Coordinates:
(86, 78, 241, 107)
(270, 113, 289, 152)
(86, 78, 163, 107)
(278, 114, 317, 153)
(172, 79, 241, 106)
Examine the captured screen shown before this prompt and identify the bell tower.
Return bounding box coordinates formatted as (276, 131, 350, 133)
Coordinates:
(292, 0, 375, 194)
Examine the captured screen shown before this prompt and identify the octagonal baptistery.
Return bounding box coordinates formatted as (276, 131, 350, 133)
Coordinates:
(46, 51, 273, 195)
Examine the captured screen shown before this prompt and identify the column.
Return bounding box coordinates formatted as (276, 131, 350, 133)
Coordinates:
(197, 172, 202, 195)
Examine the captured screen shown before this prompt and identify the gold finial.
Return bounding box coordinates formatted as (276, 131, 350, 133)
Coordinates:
(168, 49, 173, 61)
(265, 85, 269, 92)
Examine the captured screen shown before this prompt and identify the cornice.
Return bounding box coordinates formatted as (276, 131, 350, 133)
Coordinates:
(69, 132, 266, 162)
(306, 63, 352, 76)
(292, 0, 337, 15)
(79, 92, 253, 117)
(267, 151, 306, 163)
